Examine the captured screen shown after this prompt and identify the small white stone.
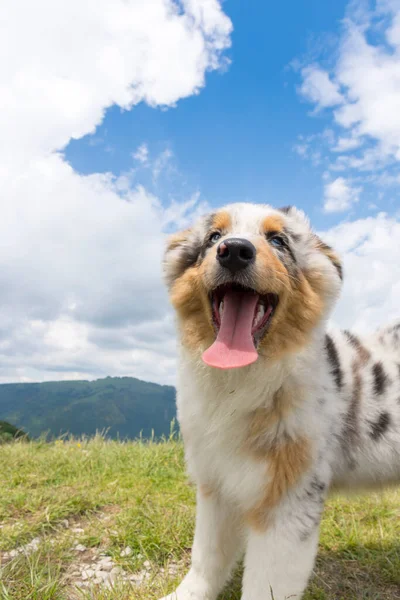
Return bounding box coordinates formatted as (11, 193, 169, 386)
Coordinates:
(96, 570, 110, 581)
(71, 527, 84, 534)
(97, 558, 114, 571)
(143, 560, 151, 569)
(26, 538, 40, 553)
(120, 546, 132, 557)
(74, 544, 86, 552)
(81, 568, 95, 580)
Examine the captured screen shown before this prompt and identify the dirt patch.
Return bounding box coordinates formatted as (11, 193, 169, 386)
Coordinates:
(0, 505, 120, 568)
(64, 545, 183, 598)
(1, 536, 41, 564)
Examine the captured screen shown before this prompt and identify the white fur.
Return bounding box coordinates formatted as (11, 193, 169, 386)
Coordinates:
(161, 203, 400, 600)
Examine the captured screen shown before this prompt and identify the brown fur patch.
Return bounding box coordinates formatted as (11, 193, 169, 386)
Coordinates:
(248, 236, 326, 362)
(244, 386, 301, 459)
(262, 214, 284, 234)
(246, 436, 312, 531)
(212, 211, 232, 232)
(344, 331, 371, 364)
(340, 351, 365, 470)
(357, 341, 371, 364)
(169, 265, 214, 352)
(245, 408, 280, 455)
(199, 483, 213, 498)
(254, 239, 289, 293)
(167, 217, 229, 352)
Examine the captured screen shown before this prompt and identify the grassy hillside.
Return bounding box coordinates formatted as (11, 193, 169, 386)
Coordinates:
(0, 377, 176, 440)
(0, 439, 399, 599)
(0, 421, 28, 443)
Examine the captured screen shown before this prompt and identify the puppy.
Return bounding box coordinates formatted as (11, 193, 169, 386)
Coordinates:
(160, 203, 400, 600)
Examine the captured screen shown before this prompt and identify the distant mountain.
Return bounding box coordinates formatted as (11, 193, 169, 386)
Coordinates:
(0, 376, 177, 440)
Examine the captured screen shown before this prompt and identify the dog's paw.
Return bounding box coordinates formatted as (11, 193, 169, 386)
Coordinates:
(159, 570, 214, 600)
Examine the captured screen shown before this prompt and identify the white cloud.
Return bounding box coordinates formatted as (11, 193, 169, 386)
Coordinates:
(0, 0, 231, 168)
(323, 177, 361, 212)
(0, 0, 232, 384)
(133, 143, 149, 164)
(293, 143, 309, 158)
(333, 136, 362, 152)
(300, 6, 400, 156)
(300, 66, 344, 109)
(153, 148, 174, 182)
(297, 1, 400, 210)
(322, 213, 400, 332)
(333, 19, 400, 156)
(2, 0, 398, 389)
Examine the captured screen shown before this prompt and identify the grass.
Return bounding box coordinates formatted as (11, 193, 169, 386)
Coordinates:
(0, 437, 399, 599)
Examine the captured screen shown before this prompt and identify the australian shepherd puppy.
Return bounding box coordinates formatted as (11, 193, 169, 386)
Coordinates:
(161, 203, 400, 600)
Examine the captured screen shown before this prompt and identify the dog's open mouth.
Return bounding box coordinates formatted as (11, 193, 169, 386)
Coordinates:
(202, 283, 279, 370)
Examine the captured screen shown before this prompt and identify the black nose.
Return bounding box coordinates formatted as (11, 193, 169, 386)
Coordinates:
(217, 238, 256, 274)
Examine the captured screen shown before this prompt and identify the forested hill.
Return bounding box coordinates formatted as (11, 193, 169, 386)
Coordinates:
(0, 376, 177, 439)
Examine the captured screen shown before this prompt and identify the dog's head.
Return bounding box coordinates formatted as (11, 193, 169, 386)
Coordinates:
(164, 203, 342, 369)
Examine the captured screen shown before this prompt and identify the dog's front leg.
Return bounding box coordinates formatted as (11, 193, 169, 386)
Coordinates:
(241, 487, 325, 600)
(159, 487, 243, 600)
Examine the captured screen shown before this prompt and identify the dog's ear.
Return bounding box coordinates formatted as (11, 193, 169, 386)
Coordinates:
(277, 205, 293, 215)
(278, 205, 343, 283)
(163, 227, 203, 288)
(313, 234, 343, 282)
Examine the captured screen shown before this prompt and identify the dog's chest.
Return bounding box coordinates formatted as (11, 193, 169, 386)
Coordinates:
(178, 395, 268, 508)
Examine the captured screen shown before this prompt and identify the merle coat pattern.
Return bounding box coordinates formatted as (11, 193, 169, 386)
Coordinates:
(160, 203, 400, 600)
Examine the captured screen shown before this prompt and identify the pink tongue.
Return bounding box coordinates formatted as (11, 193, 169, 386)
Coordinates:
(202, 290, 259, 369)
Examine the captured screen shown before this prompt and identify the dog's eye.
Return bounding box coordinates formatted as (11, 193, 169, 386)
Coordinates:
(268, 235, 286, 249)
(209, 232, 221, 244)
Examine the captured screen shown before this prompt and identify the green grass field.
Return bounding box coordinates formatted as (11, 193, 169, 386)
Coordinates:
(0, 437, 399, 599)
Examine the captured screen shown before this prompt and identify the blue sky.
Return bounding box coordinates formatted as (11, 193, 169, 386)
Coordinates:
(65, 0, 355, 231)
(1, 0, 399, 384)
